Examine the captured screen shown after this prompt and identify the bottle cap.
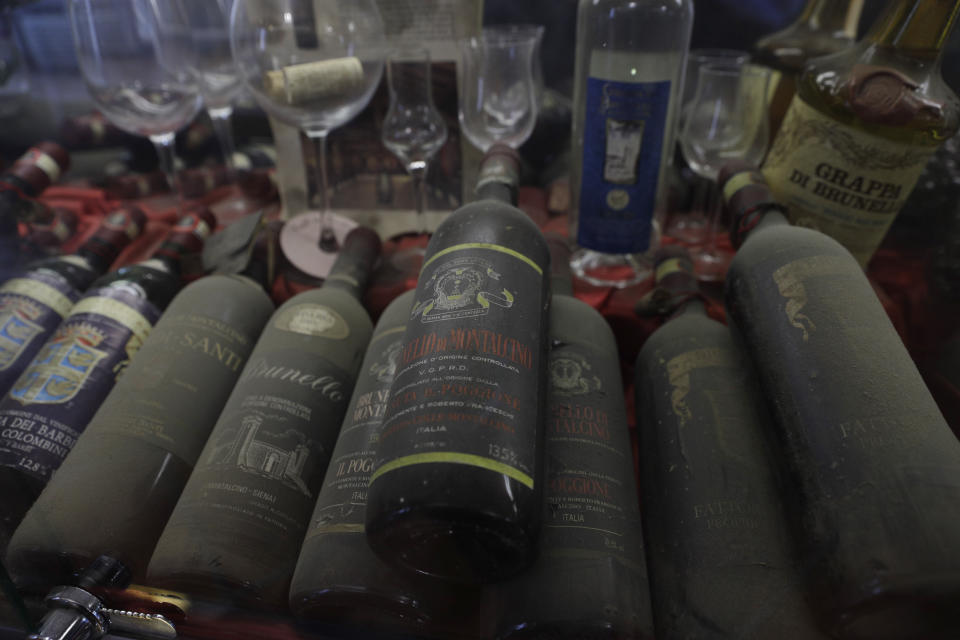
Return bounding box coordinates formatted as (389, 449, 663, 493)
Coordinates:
(5, 142, 71, 196)
(718, 160, 788, 249)
(635, 245, 701, 316)
(78, 206, 149, 267)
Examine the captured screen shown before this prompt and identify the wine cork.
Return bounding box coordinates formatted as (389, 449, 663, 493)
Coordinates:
(264, 57, 364, 105)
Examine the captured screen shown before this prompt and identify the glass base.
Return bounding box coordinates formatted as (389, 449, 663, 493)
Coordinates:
(279, 211, 359, 278)
(692, 247, 734, 282)
(569, 248, 652, 288)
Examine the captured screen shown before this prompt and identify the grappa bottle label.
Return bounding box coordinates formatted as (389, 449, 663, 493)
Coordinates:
(762, 97, 935, 266)
(372, 244, 545, 490)
(577, 77, 671, 254)
(0, 287, 160, 481)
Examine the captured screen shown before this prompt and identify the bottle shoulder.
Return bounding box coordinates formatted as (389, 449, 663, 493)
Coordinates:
(432, 201, 551, 268)
(797, 44, 960, 145)
(637, 308, 727, 365)
(755, 22, 855, 72)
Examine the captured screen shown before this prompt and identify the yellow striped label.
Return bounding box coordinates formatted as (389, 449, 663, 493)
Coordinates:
(1, 278, 74, 318)
(423, 243, 542, 275)
(371, 452, 534, 489)
(722, 170, 758, 205)
(70, 296, 153, 343)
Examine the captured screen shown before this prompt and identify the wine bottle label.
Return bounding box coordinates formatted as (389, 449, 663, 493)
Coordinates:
(306, 326, 406, 538)
(372, 244, 545, 489)
(159, 346, 353, 545)
(576, 77, 671, 254)
(92, 309, 256, 466)
(761, 96, 935, 266)
(542, 342, 644, 568)
(0, 287, 160, 481)
(0, 272, 79, 369)
(273, 303, 350, 340)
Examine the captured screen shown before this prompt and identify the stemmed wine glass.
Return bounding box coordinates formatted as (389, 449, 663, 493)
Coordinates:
(231, 0, 385, 278)
(68, 0, 202, 206)
(667, 49, 750, 244)
(381, 48, 447, 265)
(680, 62, 771, 281)
(458, 27, 541, 154)
(182, 0, 242, 169)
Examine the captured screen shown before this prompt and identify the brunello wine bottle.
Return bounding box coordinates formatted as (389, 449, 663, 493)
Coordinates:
(720, 162, 960, 640)
(0, 143, 71, 280)
(0, 210, 212, 546)
(635, 247, 824, 640)
(290, 289, 495, 640)
(760, 0, 960, 267)
(0, 206, 147, 398)
(495, 235, 654, 639)
(146, 229, 382, 609)
(754, 0, 864, 136)
(5, 248, 275, 592)
(365, 145, 551, 584)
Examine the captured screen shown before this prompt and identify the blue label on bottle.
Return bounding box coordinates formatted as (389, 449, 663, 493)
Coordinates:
(577, 77, 671, 254)
(0, 271, 81, 397)
(0, 286, 160, 482)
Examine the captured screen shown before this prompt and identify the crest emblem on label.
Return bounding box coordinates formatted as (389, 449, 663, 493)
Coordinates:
(370, 339, 403, 383)
(275, 304, 350, 339)
(10, 323, 108, 405)
(549, 351, 601, 396)
(413, 256, 515, 323)
(206, 413, 314, 498)
(0, 299, 44, 371)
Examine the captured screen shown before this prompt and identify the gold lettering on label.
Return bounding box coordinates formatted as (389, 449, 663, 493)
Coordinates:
(771, 255, 848, 341)
(665, 348, 735, 425)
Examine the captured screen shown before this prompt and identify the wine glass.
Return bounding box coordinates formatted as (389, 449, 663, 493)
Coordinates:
(68, 0, 202, 205)
(680, 62, 771, 281)
(182, 0, 242, 169)
(381, 48, 447, 265)
(667, 49, 750, 244)
(458, 26, 541, 153)
(231, 0, 385, 277)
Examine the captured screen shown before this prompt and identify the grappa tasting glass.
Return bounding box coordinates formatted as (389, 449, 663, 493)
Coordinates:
(231, 0, 385, 277)
(458, 27, 541, 153)
(381, 48, 447, 263)
(183, 0, 242, 169)
(667, 48, 751, 244)
(680, 62, 771, 281)
(69, 0, 202, 204)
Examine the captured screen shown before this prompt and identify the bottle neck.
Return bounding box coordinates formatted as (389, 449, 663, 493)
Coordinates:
(325, 228, 382, 300)
(546, 233, 574, 298)
(475, 145, 521, 206)
(802, 0, 864, 36)
(866, 0, 960, 58)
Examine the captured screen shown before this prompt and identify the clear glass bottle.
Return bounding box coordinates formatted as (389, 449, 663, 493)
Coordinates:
(568, 0, 693, 288)
(755, 0, 865, 136)
(761, 0, 960, 268)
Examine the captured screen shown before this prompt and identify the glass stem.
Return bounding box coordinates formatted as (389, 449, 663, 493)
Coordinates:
(306, 130, 337, 252)
(208, 106, 237, 171)
(150, 133, 182, 214)
(704, 180, 722, 256)
(410, 163, 428, 236)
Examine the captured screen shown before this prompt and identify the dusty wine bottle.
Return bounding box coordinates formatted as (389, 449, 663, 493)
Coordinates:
(0, 206, 148, 398)
(365, 145, 551, 583)
(635, 246, 824, 640)
(0, 210, 213, 546)
(4, 227, 274, 593)
(0, 143, 71, 281)
(289, 289, 495, 639)
(720, 162, 960, 639)
(496, 235, 654, 639)
(146, 228, 382, 609)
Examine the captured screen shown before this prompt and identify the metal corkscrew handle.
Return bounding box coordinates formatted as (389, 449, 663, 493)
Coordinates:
(28, 557, 177, 640)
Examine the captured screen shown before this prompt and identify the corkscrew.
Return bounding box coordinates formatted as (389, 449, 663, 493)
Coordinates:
(29, 556, 177, 640)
